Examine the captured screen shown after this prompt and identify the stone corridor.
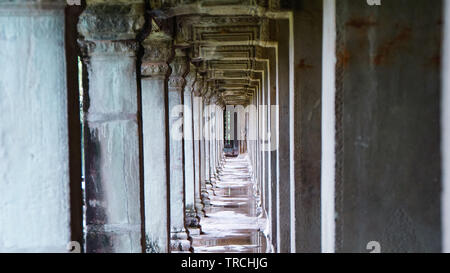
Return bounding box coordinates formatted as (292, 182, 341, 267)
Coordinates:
(192, 154, 268, 253)
(2, 0, 450, 253)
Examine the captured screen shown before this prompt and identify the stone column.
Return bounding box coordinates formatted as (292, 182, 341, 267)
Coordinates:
(206, 97, 216, 192)
(0, 0, 73, 252)
(262, 63, 269, 216)
(184, 64, 201, 234)
(140, 27, 173, 253)
(214, 103, 219, 177)
(276, 19, 292, 253)
(209, 96, 217, 183)
(78, 1, 145, 253)
(200, 95, 211, 206)
(254, 78, 264, 215)
(247, 98, 254, 168)
(220, 104, 225, 164)
(168, 48, 191, 252)
(332, 0, 442, 253)
(204, 96, 211, 183)
(291, 0, 323, 253)
(321, 0, 336, 253)
(256, 81, 263, 217)
(249, 95, 257, 170)
(216, 103, 223, 172)
(268, 47, 278, 251)
(193, 77, 206, 215)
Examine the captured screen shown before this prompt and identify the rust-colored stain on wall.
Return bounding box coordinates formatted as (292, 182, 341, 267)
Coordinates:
(373, 27, 412, 65)
(346, 17, 377, 29)
(337, 49, 350, 68)
(297, 58, 314, 70)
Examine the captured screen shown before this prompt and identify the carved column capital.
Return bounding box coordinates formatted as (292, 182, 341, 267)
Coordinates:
(168, 48, 189, 93)
(78, 1, 145, 41)
(184, 64, 197, 94)
(193, 74, 204, 97)
(209, 92, 219, 104)
(141, 18, 175, 78)
(141, 39, 174, 78)
(77, 1, 145, 58)
(217, 96, 226, 109)
(203, 87, 214, 105)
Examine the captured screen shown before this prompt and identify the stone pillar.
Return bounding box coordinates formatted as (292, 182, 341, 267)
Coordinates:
(257, 80, 264, 217)
(322, 0, 336, 253)
(204, 97, 211, 183)
(254, 79, 261, 210)
(276, 19, 292, 253)
(209, 97, 217, 183)
(193, 77, 206, 215)
(140, 27, 173, 253)
(220, 104, 225, 162)
(213, 102, 219, 177)
(249, 91, 258, 187)
(200, 95, 211, 206)
(262, 63, 270, 216)
(168, 48, 191, 252)
(249, 96, 257, 170)
(291, 0, 323, 253)
(78, 1, 144, 253)
(208, 101, 215, 181)
(184, 65, 201, 234)
(0, 0, 73, 252)
(216, 105, 221, 165)
(206, 98, 216, 194)
(268, 47, 278, 251)
(333, 0, 442, 252)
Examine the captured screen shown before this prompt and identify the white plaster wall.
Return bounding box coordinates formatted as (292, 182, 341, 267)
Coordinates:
(442, 0, 450, 254)
(0, 8, 71, 252)
(321, 0, 336, 253)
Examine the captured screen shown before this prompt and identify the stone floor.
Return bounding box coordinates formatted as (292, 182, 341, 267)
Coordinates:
(191, 154, 269, 253)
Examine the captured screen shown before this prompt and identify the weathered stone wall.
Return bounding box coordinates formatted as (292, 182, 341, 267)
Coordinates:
(291, 0, 323, 253)
(275, 19, 291, 253)
(335, 0, 442, 253)
(443, 0, 450, 254)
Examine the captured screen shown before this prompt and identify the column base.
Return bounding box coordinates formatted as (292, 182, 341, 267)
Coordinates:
(185, 209, 202, 235)
(170, 230, 192, 253)
(195, 198, 206, 217)
(252, 184, 263, 217)
(201, 189, 211, 207)
(206, 181, 216, 196)
(209, 176, 219, 187)
(187, 227, 201, 236)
